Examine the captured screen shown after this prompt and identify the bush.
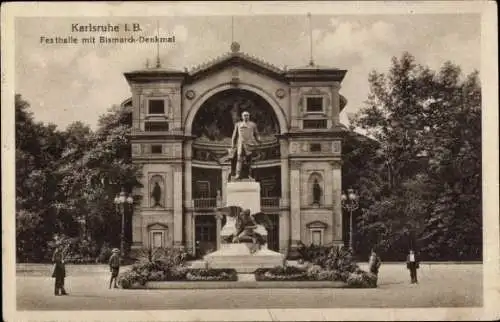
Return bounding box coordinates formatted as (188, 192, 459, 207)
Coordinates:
(255, 266, 310, 281)
(118, 270, 146, 289)
(346, 271, 377, 288)
(46, 235, 100, 264)
(96, 243, 113, 263)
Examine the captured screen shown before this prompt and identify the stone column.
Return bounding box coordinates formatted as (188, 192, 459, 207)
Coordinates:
(279, 139, 290, 254)
(184, 141, 193, 253)
(131, 87, 141, 131)
(221, 164, 231, 206)
(279, 211, 290, 255)
(172, 163, 183, 248)
(289, 160, 301, 249)
(331, 160, 343, 245)
(215, 213, 223, 250)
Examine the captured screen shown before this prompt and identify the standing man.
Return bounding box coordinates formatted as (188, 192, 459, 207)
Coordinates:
(51, 244, 68, 296)
(231, 111, 261, 180)
(406, 249, 420, 284)
(108, 248, 121, 289)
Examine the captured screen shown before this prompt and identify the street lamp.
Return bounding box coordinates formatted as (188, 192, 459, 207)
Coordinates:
(341, 188, 359, 251)
(114, 189, 134, 256)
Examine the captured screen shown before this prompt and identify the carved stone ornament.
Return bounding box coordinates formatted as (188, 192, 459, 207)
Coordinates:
(185, 90, 196, 100)
(290, 160, 302, 170)
(332, 141, 341, 153)
(275, 88, 286, 99)
(329, 160, 342, 168)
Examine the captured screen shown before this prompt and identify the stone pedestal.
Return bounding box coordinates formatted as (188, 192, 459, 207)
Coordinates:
(226, 180, 261, 213)
(204, 243, 284, 273)
(204, 180, 284, 273)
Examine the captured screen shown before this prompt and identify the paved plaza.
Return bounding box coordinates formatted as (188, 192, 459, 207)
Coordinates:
(15, 263, 483, 310)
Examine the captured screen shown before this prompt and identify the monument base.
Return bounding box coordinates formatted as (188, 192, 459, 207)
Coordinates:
(204, 243, 285, 273)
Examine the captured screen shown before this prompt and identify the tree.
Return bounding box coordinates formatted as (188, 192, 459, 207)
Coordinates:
(350, 53, 481, 260)
(15, 94, 67, 261)
(16, 94, 143, 261)
(56, 104, 142, 248)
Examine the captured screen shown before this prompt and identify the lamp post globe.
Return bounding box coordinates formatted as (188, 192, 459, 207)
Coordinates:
(114, 189, 133, 257)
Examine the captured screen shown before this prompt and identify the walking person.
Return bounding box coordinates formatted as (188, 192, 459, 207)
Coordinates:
(108, 248, 121, 289)
(368, 249, 382, 286)
(406, 249, 420, 284)
(51, 244, 68, 296)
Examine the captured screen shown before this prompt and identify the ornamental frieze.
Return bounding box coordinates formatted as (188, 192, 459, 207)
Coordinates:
(192, 145, 280, 163)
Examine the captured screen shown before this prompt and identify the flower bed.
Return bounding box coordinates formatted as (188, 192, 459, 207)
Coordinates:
(255, 245, 378, 288)
(117, 248, 238, 288)
(255, 266, 310, 281)
(170, 267, 238, 282)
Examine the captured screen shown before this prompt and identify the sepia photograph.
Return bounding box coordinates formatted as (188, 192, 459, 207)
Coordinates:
(2, 1, 499, 321)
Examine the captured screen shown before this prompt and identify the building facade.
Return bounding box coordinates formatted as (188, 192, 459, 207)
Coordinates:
(123, 43, 349, 257)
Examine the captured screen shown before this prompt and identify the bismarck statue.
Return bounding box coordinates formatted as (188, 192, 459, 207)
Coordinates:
(217, 206, 272, 254)
(229, 111, 261, 181)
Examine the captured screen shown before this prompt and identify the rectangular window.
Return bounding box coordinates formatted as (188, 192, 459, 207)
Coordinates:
(196, 181, 210, 198)
(145, 121, 169, 132)
(148, 99, 165, 114)
(151, 145, 162, 154)
(303, 120, 327, 129)
(310, 143, 322, 152)
(312, 230, 322, 246)
(151, 231, 164, 248)
(261, 178, 276, 197)
(306, 97, 323, 112)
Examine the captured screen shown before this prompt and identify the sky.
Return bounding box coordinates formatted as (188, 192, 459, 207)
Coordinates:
(15, 13, 481, 130)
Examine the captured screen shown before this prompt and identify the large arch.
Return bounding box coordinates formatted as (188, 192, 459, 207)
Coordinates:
(184, 82, 288, 136)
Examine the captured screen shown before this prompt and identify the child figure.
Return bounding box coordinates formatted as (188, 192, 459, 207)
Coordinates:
(108, 248, 121, 289)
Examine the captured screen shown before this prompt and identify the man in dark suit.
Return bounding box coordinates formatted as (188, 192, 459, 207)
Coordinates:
(406, 249, 420, 284)
(52, 245, 68, 295)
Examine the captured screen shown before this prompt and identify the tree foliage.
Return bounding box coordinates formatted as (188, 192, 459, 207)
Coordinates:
(347, 52, 481, 260)
(15, 95, 142, 262)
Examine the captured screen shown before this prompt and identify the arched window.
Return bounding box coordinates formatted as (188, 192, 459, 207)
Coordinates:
(308, 172, 323, 206)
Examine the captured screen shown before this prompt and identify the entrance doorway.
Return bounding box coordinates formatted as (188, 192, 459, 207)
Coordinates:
(194, 215, 217, 258)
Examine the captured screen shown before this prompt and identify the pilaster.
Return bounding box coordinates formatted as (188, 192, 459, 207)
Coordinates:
(280, 139, 290, 206)
(289, 160, 302, 248)
(330, 160, 343, 244)
(172, 163, 183, 246)
(331, 82, 341, 125)
(279, 210, 290, 255)
(215, 213, 223, 250)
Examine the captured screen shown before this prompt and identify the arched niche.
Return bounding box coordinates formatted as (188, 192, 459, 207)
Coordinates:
(149, 174, 165, 208)
(308, 172, 324, 206)
(184, 83, 288, 136)
(191, 88, 280, 145)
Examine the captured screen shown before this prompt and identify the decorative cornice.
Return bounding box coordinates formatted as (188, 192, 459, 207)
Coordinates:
(186, 52, 285, 84)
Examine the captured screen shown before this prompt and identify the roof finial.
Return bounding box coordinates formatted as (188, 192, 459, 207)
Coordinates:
(230, 16, 240, 53)
(156, 20, 161, 68)
(307, 12, 314, 66)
